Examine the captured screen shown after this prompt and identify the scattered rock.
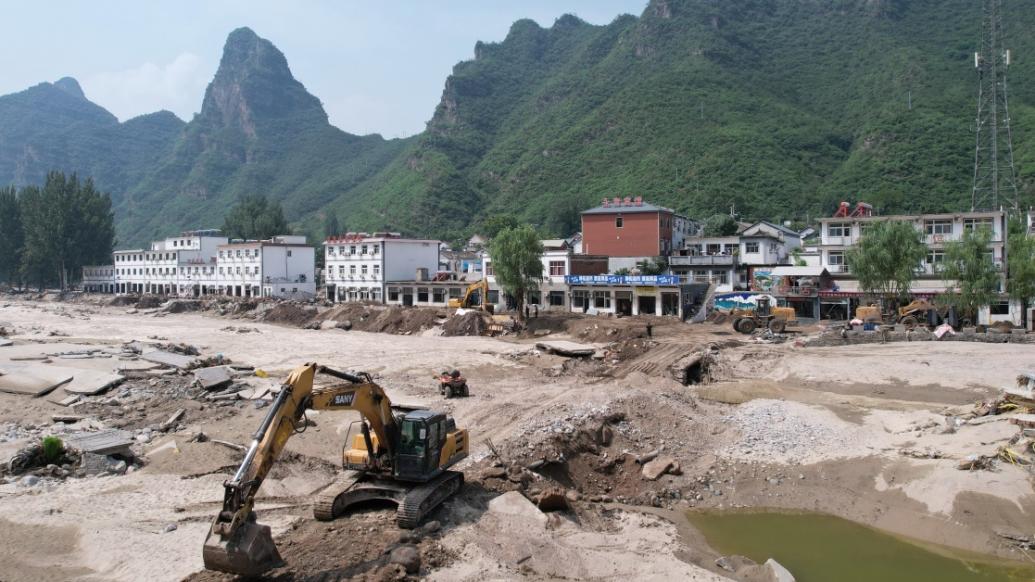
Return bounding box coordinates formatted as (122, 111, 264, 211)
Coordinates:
(20, 475, 40, 487)
(163, 523, 178, 533)
(641, 455, 676, 481)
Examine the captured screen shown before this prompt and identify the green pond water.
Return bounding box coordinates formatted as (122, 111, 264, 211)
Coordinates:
(686, 510, 1035, 582)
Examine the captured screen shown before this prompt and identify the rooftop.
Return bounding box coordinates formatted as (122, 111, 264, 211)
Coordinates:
(581, 196, 680, 216)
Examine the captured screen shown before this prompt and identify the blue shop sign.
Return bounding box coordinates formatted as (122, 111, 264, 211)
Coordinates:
(564, 275, 680, 285)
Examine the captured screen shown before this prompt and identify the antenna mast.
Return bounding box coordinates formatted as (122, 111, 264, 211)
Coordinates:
(972, 0, 1019, 211)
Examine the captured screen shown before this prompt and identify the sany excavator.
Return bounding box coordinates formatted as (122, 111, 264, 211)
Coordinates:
(447, 279, 494, 313)
(202, 363, 469, 576)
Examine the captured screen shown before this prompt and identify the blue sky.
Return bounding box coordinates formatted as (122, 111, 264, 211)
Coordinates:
(2, 1, 646, 138)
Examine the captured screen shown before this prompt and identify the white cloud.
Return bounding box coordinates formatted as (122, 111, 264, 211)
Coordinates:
(82, 53, 213, 121)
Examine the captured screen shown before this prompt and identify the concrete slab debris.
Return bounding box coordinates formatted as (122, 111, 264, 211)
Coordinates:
(59, 394, 82, 407)
(141, 349, 198, 369)
(61, 370, 125, 395)
(0, 338, 12, 347)
(535, 340, 596, 357)
(0, 365, 74, 396)
(193, 365, 233, 390)
(487, 491, 547, 526)
(63, 429, 134, 456)
(765, 558, 796, 582)
(160, 409, 185, 431)
(1010, 414, 1035, 429)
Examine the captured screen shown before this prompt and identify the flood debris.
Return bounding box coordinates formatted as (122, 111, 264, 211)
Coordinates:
(193, 365, 234, 390)
(535, 340, 596, 357)
(0, 365, 73, 396)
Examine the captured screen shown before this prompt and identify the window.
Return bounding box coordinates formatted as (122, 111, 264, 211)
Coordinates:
(485, 262, 494, 276)
(328, 248, 335, 257)
(350, 246, 357, 255)
(827, 251, 847, 272)
(926, 251, 945, 270)
(417, 287, 429, 302)
(990, 301, 1010, 315)
(593, 291, 611, 309)
(745, 242, 760, 254)
(527, 290, 541, 305)
(448, 287, 462, 299)
(828, 223, 850, 238)
(549, 291, 565, 306)
(361, 265, 368, 275)
(219, 267, 224, 275)
(372, 245, 379, 254)
(549, 261, 565, 276)
(616, 216, 623, 228)
(572, 290, 589, 309)
(287, 250, 292, 257)
(219, 251, 224, 259)
(433, 288, 446, 303)
(373, 264, 380, 276)
(338, 265, 345, 276)
(236, 267, 241, 274)
(714, 269, 729, 285)
(361, 245, 368, 255)
(488, 290, 500, 304)
(925, 219, 953, 235)
(388, 287, 400, 301)
(964, 218, 994, 233)
(350, 265, 356, 275)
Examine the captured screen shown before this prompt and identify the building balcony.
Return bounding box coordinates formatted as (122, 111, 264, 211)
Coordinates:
(670, 254, 736, 267)
(827, 264, 850, 274)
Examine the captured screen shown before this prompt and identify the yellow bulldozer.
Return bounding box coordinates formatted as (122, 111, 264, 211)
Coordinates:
(856, 299, 940, 329)
(202, 363, 469, 576)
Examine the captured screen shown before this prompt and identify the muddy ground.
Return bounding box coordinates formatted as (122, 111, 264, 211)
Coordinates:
(0, 296, 1033, 581)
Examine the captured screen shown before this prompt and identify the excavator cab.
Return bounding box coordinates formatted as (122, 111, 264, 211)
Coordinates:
(395, 410, 454, 481)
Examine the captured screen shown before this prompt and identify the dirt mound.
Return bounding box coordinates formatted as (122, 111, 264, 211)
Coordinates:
(318, 304, 447, 335)
(162, 299, 202, 314)
(260, 302, 318, 326)
(135, 295, 164, 309)
(442, 312, 488, 336)
(107, 295, 137, 307)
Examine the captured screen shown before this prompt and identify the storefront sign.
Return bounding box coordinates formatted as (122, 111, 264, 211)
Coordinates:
(565, 275, 680, 285)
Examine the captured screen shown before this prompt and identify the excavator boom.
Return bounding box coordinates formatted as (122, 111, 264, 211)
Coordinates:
(202, 363, 468, 576)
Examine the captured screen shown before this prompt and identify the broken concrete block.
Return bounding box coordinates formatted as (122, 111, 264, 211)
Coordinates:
(641, 455, 676, 481)
(193, 365, 233, 390)
(534, 340, 596, 357)
(63, 429, 134, 456)
(79, 452, 128, 476)
(487, 491, 547, 526)
(61, 370, 124, 396)
(0, 365, 74, 396)
(141, 349, 198, 370)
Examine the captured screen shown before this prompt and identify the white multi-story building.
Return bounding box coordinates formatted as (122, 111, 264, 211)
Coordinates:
(217, 235, 315, 299)
(112, 230, 227, 296)
(325, 233, 440, 303)
(105, 230, 315, 299)
(482, 239, 609, 312)
(82, 265, 115, 293)
(817, 210, 1018, 325)
(670, 221, 803, 292)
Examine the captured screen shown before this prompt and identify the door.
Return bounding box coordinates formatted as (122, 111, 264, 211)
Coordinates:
(638, 296, 656, 315)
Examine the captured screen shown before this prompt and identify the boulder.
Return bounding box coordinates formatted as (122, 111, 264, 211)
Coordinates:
(641, 455, 676, 481)
(388, 544, 421, 574)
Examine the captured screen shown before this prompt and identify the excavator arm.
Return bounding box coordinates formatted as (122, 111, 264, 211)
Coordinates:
(202, 363, 399, 576)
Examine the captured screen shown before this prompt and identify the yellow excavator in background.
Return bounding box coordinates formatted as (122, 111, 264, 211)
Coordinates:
(202, 363, 469, 576)
(448, 279, 494, 313)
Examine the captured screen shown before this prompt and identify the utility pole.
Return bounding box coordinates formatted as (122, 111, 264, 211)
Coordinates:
(972, 0, 1019, 212)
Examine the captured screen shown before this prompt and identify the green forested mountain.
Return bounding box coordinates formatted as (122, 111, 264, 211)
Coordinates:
(1, 1, 1033, 246)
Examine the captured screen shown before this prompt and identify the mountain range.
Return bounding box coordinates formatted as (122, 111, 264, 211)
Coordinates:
(1, 0, 1033, 247)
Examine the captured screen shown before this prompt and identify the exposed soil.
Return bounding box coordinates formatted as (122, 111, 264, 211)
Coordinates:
(0, 296, 1033, 581)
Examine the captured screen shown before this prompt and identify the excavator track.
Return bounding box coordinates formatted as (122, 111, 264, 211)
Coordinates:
(312, 470, 370, 521)
(396, 470, 463, 529)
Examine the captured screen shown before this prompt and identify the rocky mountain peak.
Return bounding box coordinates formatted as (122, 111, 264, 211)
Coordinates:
(53, 77, 86, 99)
(197, 27, 326, 137)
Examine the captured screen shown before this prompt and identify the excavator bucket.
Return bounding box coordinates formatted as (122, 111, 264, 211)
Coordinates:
(202, 520, 284, 577)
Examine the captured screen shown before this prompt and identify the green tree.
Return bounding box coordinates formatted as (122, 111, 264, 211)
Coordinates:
(941, 226, 999, 323)
(1007, 217, 1035, 328)
(222, 195, 290, 240)
(636, 258, 668, 275)
(488, 225, 544, 320)
(323, 212, 342, 239)
(17, 172, 114, 290)
(0, 186, 24, 284)
(479, 214, 520, 240)
(845, 220, 926, 304)
(703, 214, 738, 236)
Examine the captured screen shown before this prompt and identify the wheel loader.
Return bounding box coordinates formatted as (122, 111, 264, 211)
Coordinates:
(731, 296, 796, 334)
(202, 363, 469, 576)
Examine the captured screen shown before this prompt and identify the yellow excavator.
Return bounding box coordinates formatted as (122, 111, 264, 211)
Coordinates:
(202, 363, 469, 576)
(448, 279, 494, 313)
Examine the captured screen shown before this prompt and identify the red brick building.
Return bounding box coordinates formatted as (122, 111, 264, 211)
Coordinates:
(581, 197, 690, 257)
